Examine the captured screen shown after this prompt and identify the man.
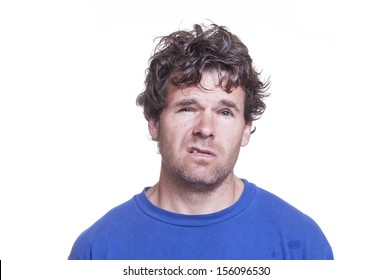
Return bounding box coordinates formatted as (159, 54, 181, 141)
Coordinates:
(68, 23, 333, 260)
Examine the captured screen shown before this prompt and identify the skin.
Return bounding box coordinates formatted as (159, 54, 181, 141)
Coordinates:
(146, 71, 252, 215)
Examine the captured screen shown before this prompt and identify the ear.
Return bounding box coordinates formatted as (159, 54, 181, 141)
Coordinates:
(241, 121, 252, 147)
(148, 117, 159, 141)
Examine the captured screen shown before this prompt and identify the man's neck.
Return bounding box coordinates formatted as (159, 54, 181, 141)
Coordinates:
(145, 173, 244, 215)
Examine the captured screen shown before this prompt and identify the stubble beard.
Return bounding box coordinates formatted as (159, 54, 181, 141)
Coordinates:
(165, 159, 231, 193)
(159, 143, 240, 194)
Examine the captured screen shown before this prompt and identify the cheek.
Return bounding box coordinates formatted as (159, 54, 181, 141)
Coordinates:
(230, 130, 248, 150)
(160, 121, 188, 144)
(222, 133, 242, 151)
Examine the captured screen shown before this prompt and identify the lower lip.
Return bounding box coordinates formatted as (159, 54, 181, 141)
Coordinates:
(189, 151, 216, 159)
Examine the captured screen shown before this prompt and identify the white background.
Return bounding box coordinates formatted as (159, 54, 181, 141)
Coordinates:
(1, 0, 391, 278)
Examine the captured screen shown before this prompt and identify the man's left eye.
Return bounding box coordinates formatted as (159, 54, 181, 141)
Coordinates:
(220, 110, 233, 116)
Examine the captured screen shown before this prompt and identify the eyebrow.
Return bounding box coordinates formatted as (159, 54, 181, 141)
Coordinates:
(218, 99, 240, 112)
(173, 98, 199, 108)
(173, 98, 240, 112)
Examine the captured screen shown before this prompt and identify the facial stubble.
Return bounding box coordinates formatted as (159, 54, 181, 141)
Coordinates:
(158, 139, 242, 194)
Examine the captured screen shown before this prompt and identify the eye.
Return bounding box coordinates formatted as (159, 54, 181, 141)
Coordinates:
(179, 107, 194, 113)
(220, 110, 234, 116)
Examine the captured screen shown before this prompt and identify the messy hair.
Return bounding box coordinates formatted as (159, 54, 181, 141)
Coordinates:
(136, 23, 270, 123)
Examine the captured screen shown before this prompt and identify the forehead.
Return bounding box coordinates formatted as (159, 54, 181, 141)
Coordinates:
(166, 72, 246, 108)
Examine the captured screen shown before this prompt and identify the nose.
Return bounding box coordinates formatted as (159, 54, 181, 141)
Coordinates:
(193, 111, 215, 138)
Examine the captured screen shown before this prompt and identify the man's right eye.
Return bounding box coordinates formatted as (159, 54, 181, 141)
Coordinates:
(179, 107, 194, 112)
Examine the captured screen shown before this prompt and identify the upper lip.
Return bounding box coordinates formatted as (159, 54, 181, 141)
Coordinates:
(188, 147, 217, 157)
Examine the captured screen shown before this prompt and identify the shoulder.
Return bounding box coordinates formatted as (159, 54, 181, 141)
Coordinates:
(246, 180, 315, 223)
(244, 180, 333, 259)
(90, 196, 140, 230)
(68, 195, 141, 259)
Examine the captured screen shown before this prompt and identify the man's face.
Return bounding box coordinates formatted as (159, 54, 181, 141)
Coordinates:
(148, 71, 252, 191)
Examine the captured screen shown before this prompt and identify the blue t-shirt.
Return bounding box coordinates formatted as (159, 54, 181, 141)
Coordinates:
(68, 180, 333, 260)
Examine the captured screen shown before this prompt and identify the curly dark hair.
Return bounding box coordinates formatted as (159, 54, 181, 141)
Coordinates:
(136, 23, 270, 123)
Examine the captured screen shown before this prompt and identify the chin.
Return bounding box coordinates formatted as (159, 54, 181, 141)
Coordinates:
(179, 173, 227, 192)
